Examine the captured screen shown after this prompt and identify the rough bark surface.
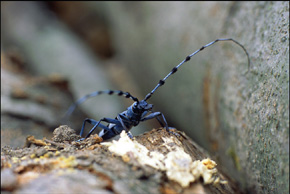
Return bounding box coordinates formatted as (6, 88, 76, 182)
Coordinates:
(1, 126, 239, 194)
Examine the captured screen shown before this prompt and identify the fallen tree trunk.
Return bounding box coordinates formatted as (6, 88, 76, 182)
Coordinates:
(1, 126, 241, 194)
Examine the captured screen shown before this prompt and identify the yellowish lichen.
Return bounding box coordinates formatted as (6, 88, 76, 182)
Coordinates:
(53, 156, 77, 168)
(21, 156, 28, 160)
(11, 157, 21, 163)
(54, 151, 61, 156)
(202, 158, 217, 169)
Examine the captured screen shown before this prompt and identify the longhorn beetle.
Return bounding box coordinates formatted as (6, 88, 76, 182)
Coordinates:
(64, 38, 250, 141)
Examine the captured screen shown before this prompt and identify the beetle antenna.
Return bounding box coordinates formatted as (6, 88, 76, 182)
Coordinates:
(143, 38, 250, 101)
(64, 90, 139, 119)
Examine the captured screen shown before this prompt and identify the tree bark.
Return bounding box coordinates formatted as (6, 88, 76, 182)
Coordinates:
(1, 126, 241, 194)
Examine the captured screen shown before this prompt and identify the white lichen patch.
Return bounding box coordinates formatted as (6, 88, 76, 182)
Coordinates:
(101, 131, 165, 169)
(101, 131, 225, 187)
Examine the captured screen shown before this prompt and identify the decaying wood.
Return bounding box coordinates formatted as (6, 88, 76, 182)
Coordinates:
(1, 126, 240, 194)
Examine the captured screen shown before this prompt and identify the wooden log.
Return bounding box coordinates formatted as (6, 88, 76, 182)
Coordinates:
(1, 126, 241, 194)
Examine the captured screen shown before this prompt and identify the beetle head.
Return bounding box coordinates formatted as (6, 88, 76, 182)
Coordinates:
(132, 100, 153, 113)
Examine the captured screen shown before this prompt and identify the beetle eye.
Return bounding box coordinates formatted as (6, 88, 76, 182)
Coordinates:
(131, 102, 139, 112)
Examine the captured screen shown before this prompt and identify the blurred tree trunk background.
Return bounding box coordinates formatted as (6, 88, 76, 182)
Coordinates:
(1, 1, 289, 193)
